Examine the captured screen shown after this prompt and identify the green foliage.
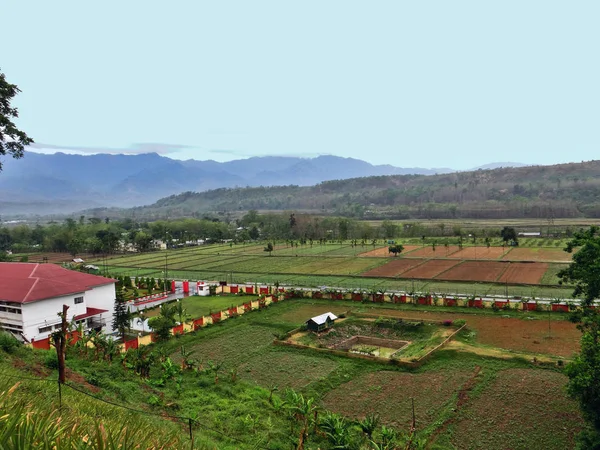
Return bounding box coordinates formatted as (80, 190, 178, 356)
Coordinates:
(148, 303, 177, 342)
(0, 70, 34, 171)
(0, 332, 19, 354)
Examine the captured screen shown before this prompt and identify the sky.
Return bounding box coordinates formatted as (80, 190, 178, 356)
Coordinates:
(2, 1, 599, 170)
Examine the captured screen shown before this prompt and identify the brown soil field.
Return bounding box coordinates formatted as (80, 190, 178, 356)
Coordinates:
(372, 309, 580, 357)
(502, 247, 576, 262)
(359, 245, 420, 257)
(447, 246, 508, 260)
(361, 259, 425, 277)
(323, 369, 471, 430)
(401, 259, 462, 279)
(451, 369, 581, 450)
(403, 245, 460, 258)
(436, 261, 507, 283)
(497, 262, 549, 284)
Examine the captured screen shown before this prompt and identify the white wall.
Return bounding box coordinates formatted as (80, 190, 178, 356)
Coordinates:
(20, 282, 116, 341)
(86, 283, 116, 334)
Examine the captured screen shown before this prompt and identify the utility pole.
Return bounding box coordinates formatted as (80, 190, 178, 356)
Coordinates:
(53, 304, 69, 384)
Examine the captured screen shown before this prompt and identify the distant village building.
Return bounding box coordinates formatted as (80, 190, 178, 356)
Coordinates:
(0, 263, 116, 342)
(517, 232, 541, 237)
(305, 312, 338, 332)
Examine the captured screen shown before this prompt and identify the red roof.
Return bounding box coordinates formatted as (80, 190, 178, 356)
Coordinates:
(74, 307, 109, 320)
(0, 263, 115, 304)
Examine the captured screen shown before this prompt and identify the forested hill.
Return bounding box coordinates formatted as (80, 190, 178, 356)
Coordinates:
(93, 160, 600, 220)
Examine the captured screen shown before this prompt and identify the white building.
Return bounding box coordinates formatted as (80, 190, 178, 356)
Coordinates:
(0, 263, 117, 343)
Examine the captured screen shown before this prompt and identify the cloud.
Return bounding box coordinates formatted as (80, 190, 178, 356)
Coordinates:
(29, 142, 193, 156)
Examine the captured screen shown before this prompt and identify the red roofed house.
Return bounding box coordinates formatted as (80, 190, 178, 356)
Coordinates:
(0, 263, 116, 342)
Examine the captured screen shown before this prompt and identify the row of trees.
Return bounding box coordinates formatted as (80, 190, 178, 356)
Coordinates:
(1, 211, 521, 257)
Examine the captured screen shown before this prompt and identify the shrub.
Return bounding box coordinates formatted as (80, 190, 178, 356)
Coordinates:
(44, 351, 59, 370)
(0, 331, 20, 353)
(442, 320, 453, 327)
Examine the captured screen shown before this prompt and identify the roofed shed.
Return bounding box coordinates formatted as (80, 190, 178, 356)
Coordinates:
(306, 312, 338, 332)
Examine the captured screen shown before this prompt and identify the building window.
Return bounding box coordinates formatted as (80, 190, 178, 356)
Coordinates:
(74, 296, 84, 304)
(38, 325, 52, 333)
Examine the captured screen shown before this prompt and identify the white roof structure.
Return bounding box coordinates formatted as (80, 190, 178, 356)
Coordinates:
(307, 312, 338, 325)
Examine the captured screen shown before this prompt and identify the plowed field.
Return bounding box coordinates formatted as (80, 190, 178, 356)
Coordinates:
(498, 262, 548, 284)
(359, 245, 420, 257)
(401, 259, 461, 279)
(323, 369, 471, 430)
(437, 261, 507, 283)
(447, 246, 508, 260)
(451, 369, 581, 450)
(373, 309, 580, 357)
(503, 247, 575, 262)
(403, 245, 460, 257)
(361, 259, 424, 277)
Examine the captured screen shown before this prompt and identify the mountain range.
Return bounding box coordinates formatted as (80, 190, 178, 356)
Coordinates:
(0, 151, 524, 216)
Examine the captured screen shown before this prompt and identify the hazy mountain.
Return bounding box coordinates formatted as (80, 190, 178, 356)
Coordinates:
(0, 151, 455, 215)
(107, 159, 600, 221)
(471, 162, 528, 170)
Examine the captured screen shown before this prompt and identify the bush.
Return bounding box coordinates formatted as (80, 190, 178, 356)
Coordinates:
(44, 351, 59, 370)
(0, 331, 20, 353)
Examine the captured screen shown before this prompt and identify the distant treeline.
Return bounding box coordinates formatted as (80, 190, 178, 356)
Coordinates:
(1, 212, 522, 257)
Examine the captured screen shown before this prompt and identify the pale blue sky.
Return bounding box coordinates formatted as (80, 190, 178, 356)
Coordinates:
(3, 1, 599, 169)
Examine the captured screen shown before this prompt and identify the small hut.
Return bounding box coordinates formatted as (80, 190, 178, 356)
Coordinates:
(305, 312, 338, 332)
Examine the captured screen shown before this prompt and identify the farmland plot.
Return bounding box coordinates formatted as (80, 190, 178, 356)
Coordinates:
(323, 370, 471, 430)
(404, 245, 461, 258)
(436, 261, 507, 283)
(361, 258, 425, 277)
(373, 308, 580, 357)
(401, 260, 462, 279)
(497, 262, 549, 284)
(450, 369, 581, 450)
(502, 247, 576, 262)
(447, 246, 508, 260)
(359, 245, 420, 257)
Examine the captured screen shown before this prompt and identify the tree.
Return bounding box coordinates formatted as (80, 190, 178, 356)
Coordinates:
(148, 303, 177, 341)
(500, 226, 518, 246)
(0, 70, 34, 171)
(388, 244, 404, 256)
(112, 287, 131, 342)
(557, 226, 600, 447)
(264, 242, 274, 256)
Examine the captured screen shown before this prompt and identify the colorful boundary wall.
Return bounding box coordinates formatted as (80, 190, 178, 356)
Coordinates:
(33, 283, 584, 353)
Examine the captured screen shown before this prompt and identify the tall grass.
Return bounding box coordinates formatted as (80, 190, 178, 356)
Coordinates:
(0, 372, 194, 449)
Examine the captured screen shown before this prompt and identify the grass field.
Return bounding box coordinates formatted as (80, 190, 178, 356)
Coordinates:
(141, 294, 245, 318)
